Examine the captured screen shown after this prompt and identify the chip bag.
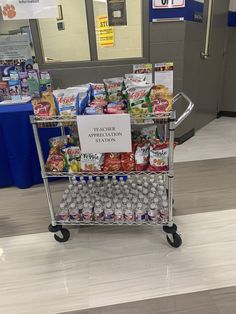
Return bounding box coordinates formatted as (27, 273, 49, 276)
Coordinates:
(45, 147, 65, 172)
(80, 153, 104, 171)
(148, 140, 169, 172)
(64, 147, 81, 173)
(121, 143, 137, 172)
(103, 77, 124, 102)
(32, 92, 57, 116)
(126, 84, 153, 116)
(90, 83, 106, 101)
(103, 153, 122, 172)
(135, 142, 150, 171)
(150, 85, 172, 113)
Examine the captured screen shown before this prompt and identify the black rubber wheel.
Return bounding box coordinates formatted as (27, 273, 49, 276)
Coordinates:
(54, 228, 70, 243)
(163, 223, 177, 234)
(166, 233, 182, 248)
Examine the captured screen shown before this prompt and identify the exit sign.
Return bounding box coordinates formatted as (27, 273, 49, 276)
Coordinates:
(153, 0, 185, 9)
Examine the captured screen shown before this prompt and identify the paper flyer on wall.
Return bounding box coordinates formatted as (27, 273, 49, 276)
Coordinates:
(133, 64, 153, 84)
(0, 0, 57, 20)
(154, 62, 174, 95)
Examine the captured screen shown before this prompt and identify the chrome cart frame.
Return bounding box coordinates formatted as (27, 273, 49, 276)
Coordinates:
(30, 92, 194, 248)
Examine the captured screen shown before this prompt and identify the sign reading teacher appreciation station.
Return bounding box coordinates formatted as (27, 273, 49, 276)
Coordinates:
(77, 114, 132, 154)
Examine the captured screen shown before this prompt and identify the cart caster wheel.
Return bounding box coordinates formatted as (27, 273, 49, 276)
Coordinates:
(54, 228, 70, 243)
(166, 233, 182, 248)
(163, 223, 177, 234)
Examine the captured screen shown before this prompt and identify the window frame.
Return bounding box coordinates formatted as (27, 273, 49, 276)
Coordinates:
(29, 0, 149, 69)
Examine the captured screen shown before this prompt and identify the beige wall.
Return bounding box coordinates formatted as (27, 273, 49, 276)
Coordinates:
(38, 0, 90, 62)
(93, 0, 142, 60)
(0, 15, 29, 34)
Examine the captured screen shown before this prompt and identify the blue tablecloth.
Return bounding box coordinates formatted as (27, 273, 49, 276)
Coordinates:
(0, 102, 61, 188)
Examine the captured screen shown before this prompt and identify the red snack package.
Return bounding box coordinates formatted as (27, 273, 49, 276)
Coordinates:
(135, 142, 150, 171)
(121, 142, 137, 172)
(45, 147, 65, 172)
(103, 153, 121, 172)
(148, 140, 169, 172)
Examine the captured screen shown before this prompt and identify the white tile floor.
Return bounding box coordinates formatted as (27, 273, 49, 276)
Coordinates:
(1, 209, 236, 314)
(175, 117, 236, 162)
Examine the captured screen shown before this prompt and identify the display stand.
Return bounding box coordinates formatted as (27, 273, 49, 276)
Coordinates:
(30, 92, 194, 248)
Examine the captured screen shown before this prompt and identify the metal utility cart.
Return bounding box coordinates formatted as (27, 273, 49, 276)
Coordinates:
(30, 92, 194, 248)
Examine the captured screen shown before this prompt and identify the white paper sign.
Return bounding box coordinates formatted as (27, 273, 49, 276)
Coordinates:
(1, 0, 57, 20)
(155, 62, 174, 94)
(77, 114, 132, 154)
(0, 34, 31, 60)
(153, 0, 185, 9)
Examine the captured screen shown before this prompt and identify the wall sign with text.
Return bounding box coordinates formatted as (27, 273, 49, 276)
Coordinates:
(152, 0, 185, 9)
(77, 114, 132, 154)
(1, 0, 57, 20)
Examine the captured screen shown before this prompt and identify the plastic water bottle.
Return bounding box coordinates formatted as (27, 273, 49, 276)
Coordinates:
(124, 202, 134, 223)
(82, 203, 93, 222)
(104, 202, 114, 223)
(135, 202, 146, 223)
(94, 201, 104, 222)
(69, 203, 80, 221)
(148, 203, 158, 224)
(160, 200, 169, 222)
(58, 202, 69, 221)
(114, 203, 123, 224)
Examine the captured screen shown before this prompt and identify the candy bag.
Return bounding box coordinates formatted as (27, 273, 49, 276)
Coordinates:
(135, 142, 150, 171)
(126, 84, 153, 116)
(148, 140, 169, 172)
(32, 92, 57, 116)
(105, 101, 126, 114)
(64, 147, 81, 173)
(45, 147, 65, 172)
(103, 153, 122, 172)
(80, 153, 104, 171)
(103, 77, 124, 102)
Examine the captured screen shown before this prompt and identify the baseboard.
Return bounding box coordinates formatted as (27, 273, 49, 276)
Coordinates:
(217, 111, 236, 118)
(175, 128, 195, 145)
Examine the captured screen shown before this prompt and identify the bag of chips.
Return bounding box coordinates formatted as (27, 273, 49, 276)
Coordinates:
(32, 92, 57, 116)
(64, 147, 81, 173)
(45, 147, 65, 172)
(124, 74, 146, 88)
(135, 142, 150, 171)
(150, 85, 172, 113)
(103, 77, 124, 102)
(121, 143, 137, 172)
(126, 84, 153, 117)
(90, 83, 107, 101)
(80, 153, 104, 171)
(148, 140, 169, 171)
(103, 153, 122, 172)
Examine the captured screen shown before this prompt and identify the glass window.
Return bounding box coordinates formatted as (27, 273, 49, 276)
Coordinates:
(38, 0, 90, 62)
(93, 0, 143, 60)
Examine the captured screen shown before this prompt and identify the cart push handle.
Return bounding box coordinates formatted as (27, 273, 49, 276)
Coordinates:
(172, 92, 194, 128)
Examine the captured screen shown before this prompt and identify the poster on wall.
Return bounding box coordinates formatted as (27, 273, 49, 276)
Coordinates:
(97, 16, 114, 47)
(152, 0, 185, 9)
(0, 0, 57, 20)
(154, 62, 174, 95)
(77, 114, 132, 154)
(133, 64, 153, 84)
(107, 0, 127, 26)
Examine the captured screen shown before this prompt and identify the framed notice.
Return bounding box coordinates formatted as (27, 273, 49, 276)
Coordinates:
(107, 0, 127, 26)
(152, 0, 185, 9)
(77, 114, 132, 154)
(0, 34, 31, 61)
